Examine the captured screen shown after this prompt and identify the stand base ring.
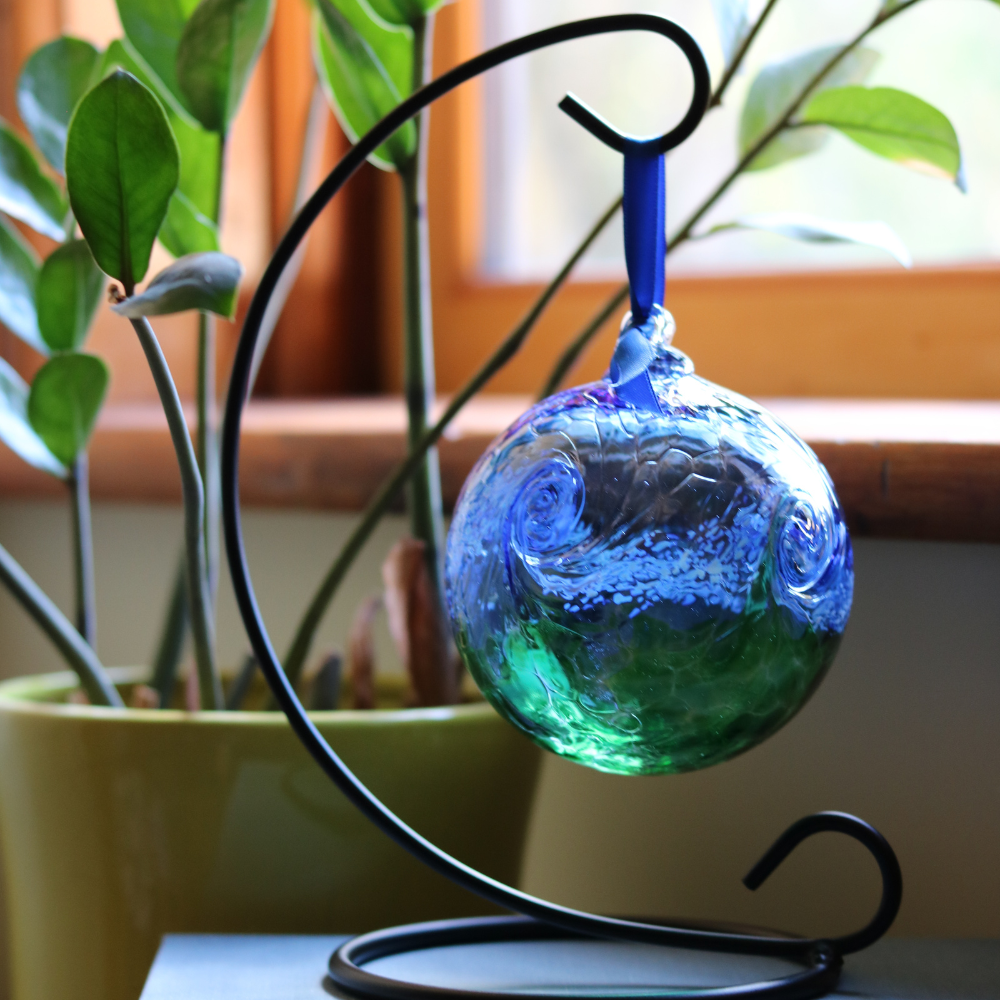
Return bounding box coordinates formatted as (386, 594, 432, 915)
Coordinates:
(327, 915, 843, 1000)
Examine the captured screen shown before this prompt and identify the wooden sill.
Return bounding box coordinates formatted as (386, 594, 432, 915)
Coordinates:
(1, 397, 998, 542)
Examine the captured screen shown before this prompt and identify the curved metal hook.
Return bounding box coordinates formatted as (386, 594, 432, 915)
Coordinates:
(744, 812, 903, 955)
(557, 19, 710, 154)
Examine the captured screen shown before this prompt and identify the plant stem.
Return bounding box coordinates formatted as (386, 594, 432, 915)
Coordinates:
(0, 541, 121, 706)
(280, 194, 604, 681)
(129, 316, 221, 709)
(400, 13, 446, 601)
(69, 452, 97, 648)
(150, 553, 188, 707)
(198, 133, 227, 611)
(197, 309, 219, 608)
(543, 0, 924, 390)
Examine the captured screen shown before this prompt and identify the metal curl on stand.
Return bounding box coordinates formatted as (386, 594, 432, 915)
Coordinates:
(742, 811, 903, 956)
(221, 14, 900, 1000)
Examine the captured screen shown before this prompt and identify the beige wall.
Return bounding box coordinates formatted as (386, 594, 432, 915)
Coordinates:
(0, 501, 998, 998)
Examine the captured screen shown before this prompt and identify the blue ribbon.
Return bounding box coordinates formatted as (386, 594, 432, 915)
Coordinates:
(609, 143, 665, 414)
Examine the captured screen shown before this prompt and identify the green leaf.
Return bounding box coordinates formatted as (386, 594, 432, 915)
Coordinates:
(28, 353, 109, 466)
(710, 0, 749, 67)
(37, 240, 105, 352)
(706, 213, 911, 267)
(111, 251, 242, 318)
(159, 190, 220, 256)
(0, 120, 68, 240)
(801, 86, 964, 188)
(176, 0, 275, 134)
(0, 216, 45, 353)
(0, 356, 66, 476)
(740, 45, 880, 171)
(17, 37, 101, 175)
(364, 0, 448, 26)
(313, 0, 416, 170)
(115, 0, 202, 108)
(65, 70, 180, 289)
(101, 38, 222, 224)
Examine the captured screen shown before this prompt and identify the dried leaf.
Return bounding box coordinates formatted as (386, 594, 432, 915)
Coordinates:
(130, 684, 161, 708)
(382, 538, 458, 706)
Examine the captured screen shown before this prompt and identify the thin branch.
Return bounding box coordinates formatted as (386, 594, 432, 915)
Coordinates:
(129, 316, 221, 710)
(0, 541, 121, 706)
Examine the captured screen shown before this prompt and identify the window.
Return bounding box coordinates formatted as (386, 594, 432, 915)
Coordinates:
(409, 0, 1000, 400)
(481, 0, 1000, 279)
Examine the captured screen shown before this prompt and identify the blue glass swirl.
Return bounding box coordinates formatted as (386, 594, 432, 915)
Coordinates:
(445, 313, 853, 775)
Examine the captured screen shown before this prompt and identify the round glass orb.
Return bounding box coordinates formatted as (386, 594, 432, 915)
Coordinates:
(445, 310, 853, 775)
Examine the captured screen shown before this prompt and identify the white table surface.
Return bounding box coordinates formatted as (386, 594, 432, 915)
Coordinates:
(139, 934, 1000, 1000)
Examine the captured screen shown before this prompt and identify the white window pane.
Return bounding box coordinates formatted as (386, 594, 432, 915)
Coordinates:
(481, 0, 1000, 279)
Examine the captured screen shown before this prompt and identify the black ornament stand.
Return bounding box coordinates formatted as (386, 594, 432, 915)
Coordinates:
(221, 15, 902, 1000)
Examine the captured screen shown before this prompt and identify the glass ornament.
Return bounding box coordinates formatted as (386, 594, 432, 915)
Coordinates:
(445, 306, 853, 776)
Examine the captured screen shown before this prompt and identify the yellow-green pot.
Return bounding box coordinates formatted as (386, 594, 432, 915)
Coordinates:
(0, 669, 542, 1000)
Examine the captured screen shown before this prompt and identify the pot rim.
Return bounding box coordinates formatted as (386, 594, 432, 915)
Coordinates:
(0, 667, 495, 726)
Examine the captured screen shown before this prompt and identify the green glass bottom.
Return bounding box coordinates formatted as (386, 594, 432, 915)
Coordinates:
(460, 603, 840, 776)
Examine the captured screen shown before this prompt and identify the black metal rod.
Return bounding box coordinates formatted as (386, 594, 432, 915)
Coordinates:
(221, 15, 900, 1000)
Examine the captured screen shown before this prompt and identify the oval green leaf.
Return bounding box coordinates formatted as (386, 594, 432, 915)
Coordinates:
(706, 212, 911, 267)
(176, 0, 275, 134)
(739, 45, 880, 172)
(0, 120, 69, 240)
(101, 38, 223, 226)
(313, 0, 416, 171)
(159, 190, 220, 257)
(801, 86, 964, 187)
(65, 69, 180, 290)
(27, 352, 109, 466)
(37, 240, 105, 352)
(115, 0, 202, 109)
(111, 251, 242, 318)
(17, 37, 101, 174)
(0, 357, 66, 476)
(0, 216, 44, 353)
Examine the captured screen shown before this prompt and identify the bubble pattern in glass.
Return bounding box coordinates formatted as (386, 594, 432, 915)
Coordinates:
(445, 332, 853, 776)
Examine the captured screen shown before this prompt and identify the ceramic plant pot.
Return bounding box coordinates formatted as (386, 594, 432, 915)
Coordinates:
(0, 669, 542, 1000)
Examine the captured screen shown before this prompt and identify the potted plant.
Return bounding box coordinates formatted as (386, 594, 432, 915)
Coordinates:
(0, 0, 987, 998)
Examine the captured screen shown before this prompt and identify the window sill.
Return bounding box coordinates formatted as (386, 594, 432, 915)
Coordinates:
(1, 397, 997, 542)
